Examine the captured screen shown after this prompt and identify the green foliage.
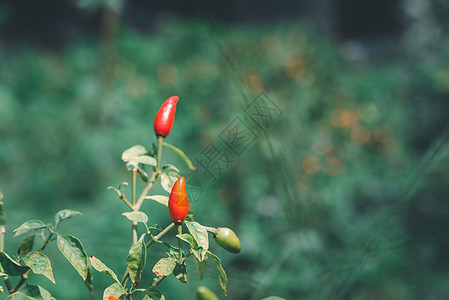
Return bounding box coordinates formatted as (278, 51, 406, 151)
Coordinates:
(22, 252, 55, 283)
(126, 237, 146, 285)
(56, 234, 88, 281)
(0, 15, 448, 299)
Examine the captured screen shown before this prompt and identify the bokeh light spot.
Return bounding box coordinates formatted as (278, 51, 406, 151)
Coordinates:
(158, 63, 177, 84)
(302, 155, 321, 175)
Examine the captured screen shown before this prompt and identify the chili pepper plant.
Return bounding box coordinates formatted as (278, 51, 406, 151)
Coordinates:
(0, 96, 241, 299)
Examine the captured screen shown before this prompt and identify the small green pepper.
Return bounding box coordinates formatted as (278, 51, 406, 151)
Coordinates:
(214, 227, 241, 254)
(197, 286, 219, 300)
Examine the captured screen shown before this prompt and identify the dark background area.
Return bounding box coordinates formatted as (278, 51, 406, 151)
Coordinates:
(0, 0, 404, 46)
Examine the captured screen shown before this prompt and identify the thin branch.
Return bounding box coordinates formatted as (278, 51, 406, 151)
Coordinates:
(145, 223, 175, 248)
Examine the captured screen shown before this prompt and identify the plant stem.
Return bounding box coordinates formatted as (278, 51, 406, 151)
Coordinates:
(132, 223, 138, 244)
(12, 273, 28, 293)
(122, 223, 175, 287)
(0, 226, 4, 252)
(134, 172, 157, 211)
(132, 170, 137, 207)
(120, 272, 129, 287)
(176, 223, 183, 263)
(151, 275, 166, 287)
(132, 169, 138, 244)
(202, 225, 217, 234)
(156, 136, 164, 171)
(39, 231, 54, 252)
(145, 223, 175, 248)
(0, 225, 13, 293)
(120, 195, 134, 211)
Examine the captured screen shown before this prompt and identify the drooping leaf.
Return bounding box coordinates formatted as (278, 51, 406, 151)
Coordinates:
(56, 233, 88, 281)
(22, 252, 55, 283)
(5, 285, 55, 300)
(84, 262, 94, 296)
(176, 233, 204, 261)
(160, 172, 180, 193)
(161, 242, 181, 260)
(103, 282, 126, 300)
(126, 237, 146, 286)
(163, 142, 196, 171)
(90, 255, 120, 284)
(13, 220, 47, 238)
(173, 263, 188, 283)
(207, 251, 228, 295)
(54, 209, 82, 226)
(147, 224, 162, 231)
(152, 257, 176, 277)
(144, 287, 165, 300)
(121, 145, 147, 162)
(185, 221, 209, 261)
(132, 155, 157, 166)
(0, 201, 6, 226)
(0, 251, 29, 276)
(176, 233, 195, 246)
(18, 235, 35, 256)
(194, 255, 208, 280)
(144, 195, 169, 207)
(122, 212, 148, 225)
(162, 164, 180, 172)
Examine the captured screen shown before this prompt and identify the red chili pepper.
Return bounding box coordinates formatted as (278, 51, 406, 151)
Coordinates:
(168, 176, 189, 223)
(108, 296, 120, 300)
(154, 96, 179, 138)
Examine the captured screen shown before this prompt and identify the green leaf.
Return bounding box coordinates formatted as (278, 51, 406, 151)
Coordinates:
(121, 145, 148, 162)
(132, 155, 157, 166)
(160, 172, 180, 193)
(103, 282, 126, 300)
(144, 287, 165, 300)
(173, 263, 188, 283)
(84, 262, 94, 296)
(261, 297, 286, 300)
(148, 224, 162, 231)
(176, 233, 195, 246)
(176, 233, 206, 262)
(122, 211, 148, 225)
(54, 209, 82, 226)
(207, 251, 228, 295)
(144, 195, 169, 207)
(185, 221, 209, 261)
(13, 220, 47, 238)
(6, 285, 56, 300)
(56, 233, 88, 281)
(18, 235, 35, 256)
(0, 251, 29, 276)
(162, 164, 180, 172)
(163, 142, 196, 171)
(152, 257, 176, 277)
(161, 242, 182, 260)
(22, 252, 55, 283)
(90, 255, 120, 284)
(194, 255, 208, 280)
(126, 237, 146, 285)
(0, 201, 6, 226)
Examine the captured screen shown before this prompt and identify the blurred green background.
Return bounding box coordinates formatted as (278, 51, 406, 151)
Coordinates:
(1, 0, 449, 299)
